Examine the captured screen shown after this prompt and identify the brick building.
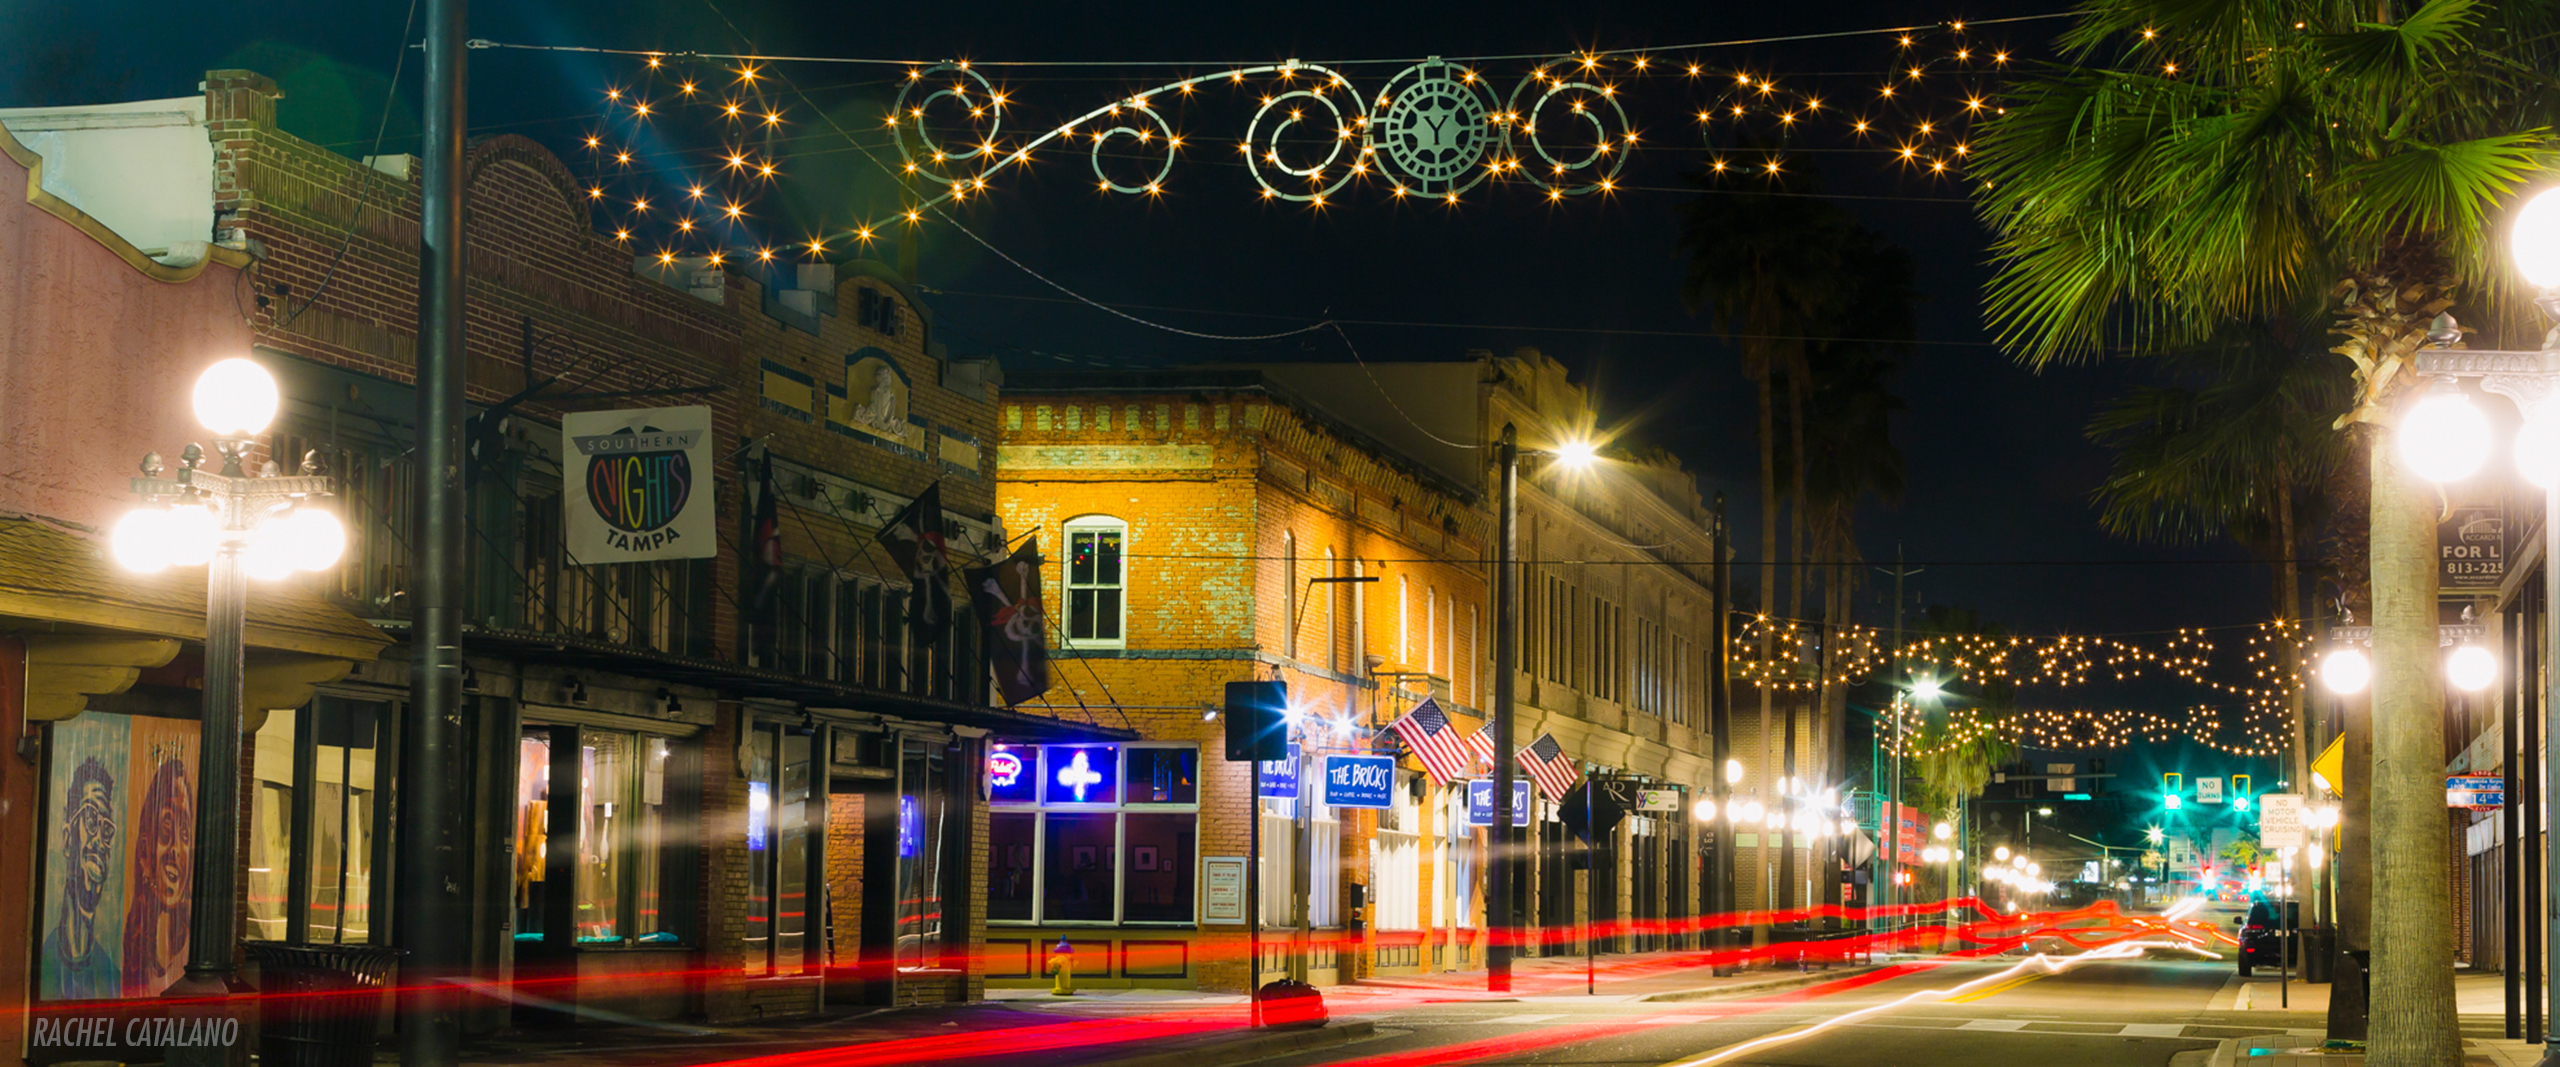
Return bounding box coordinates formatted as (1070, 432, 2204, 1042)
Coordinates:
(1255, 352, 1726, 957)
(991, 369, 1494, 991)
(1, 69, 1121, 1060)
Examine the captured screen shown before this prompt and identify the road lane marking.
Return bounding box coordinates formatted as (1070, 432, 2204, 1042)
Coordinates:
(1488, 1014, 1566, 1024)
(1944, 971, 2051, 1003)
(1957, 1019, 2030, 1031)
(2119, 1023, 2188, 1038)
(1651, 939, 2223, 1067)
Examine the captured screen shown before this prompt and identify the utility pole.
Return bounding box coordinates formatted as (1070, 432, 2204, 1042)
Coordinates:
(1707, 494, 1736, 975)
(1489, 424, 1520, 991)
(401, 0, 468, 1063)
(1875, 548, 1921, 940)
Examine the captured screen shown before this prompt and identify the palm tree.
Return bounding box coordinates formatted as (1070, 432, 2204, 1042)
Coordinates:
(2084, 311, 2357, 796)
(1680, 157, 1847, 917)
(1972, 2, 2557, 1060)
(1682, 157, 1919, 919)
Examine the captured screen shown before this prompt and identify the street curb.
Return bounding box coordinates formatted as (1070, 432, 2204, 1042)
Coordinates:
(1099, 1020, 1378, 1067)
(1640, 965, 1885, 1003)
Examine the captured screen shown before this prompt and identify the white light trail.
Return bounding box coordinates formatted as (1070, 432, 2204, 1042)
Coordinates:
(1657, 940, 2209, 1067)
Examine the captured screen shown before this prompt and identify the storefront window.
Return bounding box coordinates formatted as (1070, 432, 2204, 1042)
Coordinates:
(1309, 796, 1341, 928)
(1373, 773, 1421, 931)
(518, 725, 685, 950)
(248, 697, 390, 949)
(990, 743, 1198, 925)
(741, 724, 813, 973)
(896, 739, 950, 970)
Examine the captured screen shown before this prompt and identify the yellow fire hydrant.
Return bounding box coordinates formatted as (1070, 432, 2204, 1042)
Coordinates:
(1048, 938, 1075, 996)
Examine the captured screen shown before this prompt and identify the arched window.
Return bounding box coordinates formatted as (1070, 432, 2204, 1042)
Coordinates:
(1282, 532, 1298, 660)
(1062, 516, 1127, 648)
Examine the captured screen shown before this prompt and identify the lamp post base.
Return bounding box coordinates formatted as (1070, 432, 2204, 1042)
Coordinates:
(161, 972, 250, 1067)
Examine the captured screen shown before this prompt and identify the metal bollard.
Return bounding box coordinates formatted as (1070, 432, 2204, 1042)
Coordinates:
(1048, 939, 1075, 996)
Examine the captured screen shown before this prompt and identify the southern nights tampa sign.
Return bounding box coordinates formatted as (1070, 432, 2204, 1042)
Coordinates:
(563, 406, 715, 563)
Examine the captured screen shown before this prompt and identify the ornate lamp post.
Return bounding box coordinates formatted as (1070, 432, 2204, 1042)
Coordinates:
(112, 358, 343, 1039)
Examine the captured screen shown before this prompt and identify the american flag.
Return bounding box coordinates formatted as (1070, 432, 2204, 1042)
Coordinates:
(1517, 732, 1583, 803)
(1388, 698, 1473, 786)
(1464, 727, 1498, 776)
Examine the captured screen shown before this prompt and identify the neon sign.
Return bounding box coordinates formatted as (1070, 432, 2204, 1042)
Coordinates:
(1056, 750, 1104, 802)
(988, 750, 1024, 789)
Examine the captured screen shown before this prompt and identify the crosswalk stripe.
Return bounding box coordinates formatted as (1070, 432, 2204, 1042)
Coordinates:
(2118, 1024, 2188, 1038)
(1957, 1019, 2031, 1031)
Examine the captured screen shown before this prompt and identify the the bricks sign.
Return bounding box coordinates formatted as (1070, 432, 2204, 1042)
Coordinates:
(1323, 755, 1396, 809)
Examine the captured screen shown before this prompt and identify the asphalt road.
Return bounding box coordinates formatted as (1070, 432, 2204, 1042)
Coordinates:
(1246, 954, 2468, 1067)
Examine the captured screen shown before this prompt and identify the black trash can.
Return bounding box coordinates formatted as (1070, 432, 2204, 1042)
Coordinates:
(243, 943, 401, 1067)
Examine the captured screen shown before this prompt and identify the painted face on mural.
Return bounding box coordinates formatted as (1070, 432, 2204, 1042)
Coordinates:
(63, 760, 116, 917)
(146, 765, 193, 908)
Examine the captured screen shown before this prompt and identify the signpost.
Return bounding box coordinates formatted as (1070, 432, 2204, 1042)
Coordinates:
(2259, 794, 2306, 850)
(2448, 774, 2505, 811)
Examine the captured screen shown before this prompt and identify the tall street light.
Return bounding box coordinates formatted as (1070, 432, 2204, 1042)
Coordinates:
(1489, 423, 1594, 992)
(2393, 185, 2560, 1064)
(113, 359, 343, 1062)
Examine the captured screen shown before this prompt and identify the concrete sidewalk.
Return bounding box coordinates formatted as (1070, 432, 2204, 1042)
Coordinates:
(2220, 970, 2543, 1015)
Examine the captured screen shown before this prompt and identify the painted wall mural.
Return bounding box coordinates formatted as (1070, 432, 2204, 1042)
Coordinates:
(41, 714, 199, 1001)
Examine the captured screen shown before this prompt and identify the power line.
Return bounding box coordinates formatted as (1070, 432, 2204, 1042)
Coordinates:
(462, 12, 2072, 70)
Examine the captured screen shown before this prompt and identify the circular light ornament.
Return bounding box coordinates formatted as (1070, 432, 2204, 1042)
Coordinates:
(274, 508, 347, 571)
(1994, 845, 2011, 862)
(1909, 678, 1942, 701)
(242, 523, 299, 580)
(1933, 821, 1954, 841)
(2511, 185, 2560, 289)
(1725, 759, 1744, 784)
(2321, 648, 2373, 695)
(1737, 800, 1765, 824)
(2398, 390, 2492, 484)
(1692, 797, 1718, 823)
(161, 504, 221, 568)
(192, 358, 281, 436)
(110, 509, 170, 572)
(2448, 645, 2497, 692)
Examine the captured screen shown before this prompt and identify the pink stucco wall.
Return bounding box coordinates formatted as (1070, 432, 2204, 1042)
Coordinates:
(0, 142, 253, 531)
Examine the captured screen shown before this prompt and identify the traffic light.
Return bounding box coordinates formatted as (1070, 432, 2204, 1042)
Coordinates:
(2233, 774, 2252, 811)
(2163, 771, 2183, 810)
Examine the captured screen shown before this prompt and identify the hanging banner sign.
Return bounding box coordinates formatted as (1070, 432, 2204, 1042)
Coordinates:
(1257, 743, 1302, 800)
(563, 406, 716, 563)
(1468, 779, 1532, 827)
(1322, 755, 1396, 809)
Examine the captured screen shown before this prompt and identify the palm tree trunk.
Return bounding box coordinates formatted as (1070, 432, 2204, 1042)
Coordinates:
(2366, 421, 2461, 1067)
(2277, 477, 2310, 825)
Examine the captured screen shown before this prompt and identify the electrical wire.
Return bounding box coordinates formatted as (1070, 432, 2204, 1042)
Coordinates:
(462, 12, 2072, 69)
(276, 0, 421, 330)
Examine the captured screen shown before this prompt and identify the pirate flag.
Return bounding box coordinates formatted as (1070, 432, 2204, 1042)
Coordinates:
(880, 481, 953, 644)
(967, 538, 1051, 707)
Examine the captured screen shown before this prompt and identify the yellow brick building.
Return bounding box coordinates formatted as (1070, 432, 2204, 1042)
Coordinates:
(991, 369, 1493, 991)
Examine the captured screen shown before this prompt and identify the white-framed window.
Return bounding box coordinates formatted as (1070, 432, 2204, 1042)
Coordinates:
(1310, 796, 1342, 928)
(987, 743, 1201, 925)
(1283, 532, 1299, 660)
(1062, 517, 1128, 648)
(1425, 585, 1438, 674)
(1373, 772, 1422, 931)
(1351, 559, 1366, 672)
(1469, 606, 1482, 707)
(1324, 547, 1339, 673)
(1592, 598, 1622, 702)
(1670, 634, 1692, 725)
(1398, 574, 1412, 665)
(1259, 797, 1296, 926)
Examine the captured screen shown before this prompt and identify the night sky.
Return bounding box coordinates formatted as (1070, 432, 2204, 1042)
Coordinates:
(6, 0, 2293, 800)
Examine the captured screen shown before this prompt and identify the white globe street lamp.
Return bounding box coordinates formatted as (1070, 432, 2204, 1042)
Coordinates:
(116, 358, 343, 1002)
(2320, 648, 2373, 696)
(2399, 389, 2493, 484)
(2447, 644, 2498, 692)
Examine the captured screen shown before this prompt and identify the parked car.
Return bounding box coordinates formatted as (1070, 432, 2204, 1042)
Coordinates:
(2236, 899, 2299, 976)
